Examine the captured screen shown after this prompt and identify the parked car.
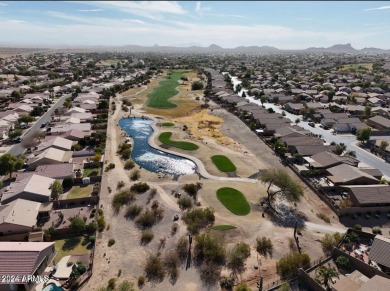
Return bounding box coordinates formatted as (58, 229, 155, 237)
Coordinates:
(308, 122, 315, 127)
(40, 122, 47, 128)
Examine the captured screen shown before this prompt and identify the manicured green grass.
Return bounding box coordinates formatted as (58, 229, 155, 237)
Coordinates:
(162, 122, 175, 127)
(67, 185, 93, 199)
(83, 167, 101, 177)
(147, 70, 189, 109)
(211, 155, 237, 172)
(54, 237, 89, 263)
(210, 225, 237, 231)
(158, 132, 199, 151)
(216, 187, 250, 216)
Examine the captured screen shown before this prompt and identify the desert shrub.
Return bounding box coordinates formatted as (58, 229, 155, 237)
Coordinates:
(354, 224, 362, 231)
(255, 237, 273, 258)
(191, 81, 204, 90)
(335, 256, 350, 269)
(135, 207, 163, 229)
(276, 252, 311, 278)
(164, 251, 180, 280)
(144, 254, 165, 284)
(130, 182, 150, 193)
(105, 163, 115, 172)
(182, 207, 215, 234)
(117, 181, 125, 189)
(176, 235, 189, 262)
(372, 228, 382, 235)
(86, 222, 97, 233)
(124, 160, 135, 170)
(220, 275, 235, 290)
(137, 276, 145, 287)
(107, 278, 116, 289)
(112, 189, 135, 213)
(235, 283, 251, 291)
(98, 216, 106, 232)
(130, 170, 140, 181)
(125, 204, 143, 219)
(140, 230, 154, 245)
(321, 233, 343, 254)
(121, 149, 131, 159)
(316, 213, 330, 223)
(178, 196, 193, 210)
(227, 242, 251, 275)
(194, 233, 226, 266)
(182, 183, 201, 198)
(108, 239, 116, 247)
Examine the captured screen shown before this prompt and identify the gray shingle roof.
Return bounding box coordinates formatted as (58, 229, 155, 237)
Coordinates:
(369, 235, 390, 269)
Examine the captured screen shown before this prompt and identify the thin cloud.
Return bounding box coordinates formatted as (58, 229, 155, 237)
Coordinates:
(195, 1, 211, 13)
(76, 1, 187, 20)
(0, 3, 8, 6)
(195, 2, 242, 18)
(122, 19, 145, 25)
(364, 6, 390, 11)
(202, 13, 244, 18)
(77, 9, 105, 12)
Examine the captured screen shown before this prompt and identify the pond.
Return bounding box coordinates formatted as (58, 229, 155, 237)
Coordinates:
(118, 118, 196, 176)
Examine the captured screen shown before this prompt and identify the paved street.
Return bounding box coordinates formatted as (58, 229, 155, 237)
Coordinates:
(230, 77, 390, 179)
(7, 94, 70, 156)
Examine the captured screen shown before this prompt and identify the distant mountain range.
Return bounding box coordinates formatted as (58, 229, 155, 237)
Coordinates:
(1, 43, 389, 54)
(112, 43, 390, 54)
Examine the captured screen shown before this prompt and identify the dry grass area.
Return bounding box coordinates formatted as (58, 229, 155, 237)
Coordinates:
(172, 109, 241, 152)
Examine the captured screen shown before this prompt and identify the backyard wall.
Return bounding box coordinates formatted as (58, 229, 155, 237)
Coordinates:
(332, 248, 390, 279)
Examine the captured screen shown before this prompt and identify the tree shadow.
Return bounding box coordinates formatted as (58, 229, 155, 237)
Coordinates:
(62, 237, 81, 251)
(265, 202, 307, 228)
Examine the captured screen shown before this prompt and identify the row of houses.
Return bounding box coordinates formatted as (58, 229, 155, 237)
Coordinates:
(207, 68, 390, 215)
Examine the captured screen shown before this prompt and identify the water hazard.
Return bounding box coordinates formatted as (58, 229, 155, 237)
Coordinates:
(118, 118, 196, 176)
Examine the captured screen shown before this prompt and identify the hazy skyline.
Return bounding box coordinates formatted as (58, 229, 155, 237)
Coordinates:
(0, 1, 390, 49)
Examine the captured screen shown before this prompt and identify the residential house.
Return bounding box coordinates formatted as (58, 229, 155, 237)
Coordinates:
(283, 102, 305, 114)
(27, 148, 73, 170)
(332, 271, 390, 291)
(368, 115, 390, 131)
(36, 136, 73, 153)
(16, 163, 74, 181)
(0, 199, 41, 235)
(65, 107, 86, 116)
(343, 185, 390, 207)
(1, 174, 55, 204)
(305, 151, 359, 169)
(326, 164, 379, 185)
(0, 241, 55, 290)
(61, 129, 90, 141)
(48, 123, 92, 135)
(369, 235, 390, 273)
(367, 97, 384, 107)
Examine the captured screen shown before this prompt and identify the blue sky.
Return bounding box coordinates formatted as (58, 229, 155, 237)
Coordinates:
(0, 1, 390, 49)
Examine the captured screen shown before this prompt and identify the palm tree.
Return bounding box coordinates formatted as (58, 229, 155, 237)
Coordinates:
(315, 265, 339, 290)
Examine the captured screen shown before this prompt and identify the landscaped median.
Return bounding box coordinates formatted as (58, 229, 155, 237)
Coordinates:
(211, 155, 237, 172)
(216, 187, 250, 216)
(158, 132, 199, 151)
